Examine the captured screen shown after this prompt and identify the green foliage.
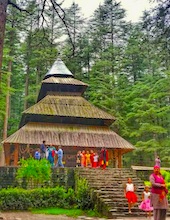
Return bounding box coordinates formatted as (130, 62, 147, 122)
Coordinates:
(32, 207, 100, 218)
(64, 187, 76, 206)
(144, 181, 151, 187)
(0, 187, 75, 211)
(75, 178, 94, 210)
(16, 158, 51, 188)
(0, 0, 170, 170)
(161, 170, 170, 200)
(32, 207, 84, 217)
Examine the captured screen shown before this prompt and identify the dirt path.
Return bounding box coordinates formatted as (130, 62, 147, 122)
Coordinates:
(2, 212, 163, 220)
(0, 212, 76, 220)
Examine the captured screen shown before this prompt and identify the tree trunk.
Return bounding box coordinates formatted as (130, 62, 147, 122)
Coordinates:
(24, 65, 29, 110)
(3, 60, 12, 140)
(0, 0, 8, 85)
(24, 20, 33, 110)
(1, 60, 12, 166)
(3, 16, 15, 140)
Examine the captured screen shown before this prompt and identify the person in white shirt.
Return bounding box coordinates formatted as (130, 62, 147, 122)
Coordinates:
(124, 177, 138, 214)
(139, 186, 153, 218)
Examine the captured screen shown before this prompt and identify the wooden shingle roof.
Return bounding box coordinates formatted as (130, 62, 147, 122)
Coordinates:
(2, 122, 135, 153)
(42, 77, 88, 86)
(37, 77, 88, 101)
(23, 95, 115, 120)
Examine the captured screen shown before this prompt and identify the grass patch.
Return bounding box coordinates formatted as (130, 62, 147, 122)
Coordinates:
(31, 207, 100, 218)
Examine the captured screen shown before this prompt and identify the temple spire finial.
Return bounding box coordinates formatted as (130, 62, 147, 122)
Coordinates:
(43, 56, 74, 80)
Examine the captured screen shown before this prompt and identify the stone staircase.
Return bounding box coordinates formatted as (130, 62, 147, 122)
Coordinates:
(76, 168, 148, 219)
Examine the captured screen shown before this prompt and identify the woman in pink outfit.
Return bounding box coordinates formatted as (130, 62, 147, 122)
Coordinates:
(155, 156, 161, 167)
(150, 165, 168, 220)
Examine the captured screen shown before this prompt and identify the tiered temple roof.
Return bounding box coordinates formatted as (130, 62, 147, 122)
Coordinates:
(2, 58, 134, 166)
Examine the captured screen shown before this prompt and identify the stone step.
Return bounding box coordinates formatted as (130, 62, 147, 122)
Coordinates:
(88, 183, 144, 190)
(80, 175, 143, 181)
(78, 172, 138, 176)
(96, 192, 142, 198)
(80, 174, 137, 177)
(80, 177, 141, 182)
(76, 168, 151, 218)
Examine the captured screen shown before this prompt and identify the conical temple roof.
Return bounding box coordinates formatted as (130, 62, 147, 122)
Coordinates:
(44, 58, 74, 79)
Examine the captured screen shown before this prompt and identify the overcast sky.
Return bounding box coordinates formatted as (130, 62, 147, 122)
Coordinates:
(62, 0, 157, 22)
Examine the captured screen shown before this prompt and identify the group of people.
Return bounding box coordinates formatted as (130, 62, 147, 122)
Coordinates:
(124, 156, 168, 220)
(35, 142, 109, 169)
(76, 147, 109, 169)
(34, 140, 64, 167)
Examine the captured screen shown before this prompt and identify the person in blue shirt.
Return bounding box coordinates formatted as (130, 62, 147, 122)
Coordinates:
(47, 144, 56, 167)
(34, 149, 41, 160)
(56, 146, 64, 167)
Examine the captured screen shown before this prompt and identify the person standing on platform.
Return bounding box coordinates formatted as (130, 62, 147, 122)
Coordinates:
(155, 156, 161, 167)
(150, 165, 168, 220)
(47, 144, 55, 167)
(76, 151, 81, 167)
(34, 149, 41, 160)
(85, 151, 91, 167)
(90, 150, 94, 168)
(40, 140, 46, 159)
(56, 146, 64, 167)
(93, 152, 99, 168)
(80, 150, 86, 167)
(100, 147, 108, 169)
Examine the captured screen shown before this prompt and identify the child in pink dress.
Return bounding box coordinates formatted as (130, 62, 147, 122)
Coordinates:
(139, 186, 153, 218)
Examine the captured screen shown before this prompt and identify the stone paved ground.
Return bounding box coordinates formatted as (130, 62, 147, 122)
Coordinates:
(1, 212, 170, 220)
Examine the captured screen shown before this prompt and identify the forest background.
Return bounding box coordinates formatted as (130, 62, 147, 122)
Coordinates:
(0, 0, 169, 167)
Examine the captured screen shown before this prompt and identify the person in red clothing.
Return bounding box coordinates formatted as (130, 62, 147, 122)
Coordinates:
(124, 177, 138, 214)
(100, 147, 108, 169)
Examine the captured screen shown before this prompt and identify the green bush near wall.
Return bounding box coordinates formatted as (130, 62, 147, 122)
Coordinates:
(0, 187, 76, 210)
(16, 158, 52, 189)
(75, 177, 94, 210)
(0, 165, 94, 212)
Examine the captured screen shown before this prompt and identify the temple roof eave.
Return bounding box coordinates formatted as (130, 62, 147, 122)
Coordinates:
(42, 77, 89, 87)
(2, 122, 135, 152)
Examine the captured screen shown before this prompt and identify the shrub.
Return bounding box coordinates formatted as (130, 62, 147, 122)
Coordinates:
(0, 188, 31, 210)
(0, 187, 76, 210)
(161, 170, 170, 200)
(75, 178, 94, 210)
(16, 158, 51, 188)
(144, 181, 151, 187)
(64, 188, 76, 206)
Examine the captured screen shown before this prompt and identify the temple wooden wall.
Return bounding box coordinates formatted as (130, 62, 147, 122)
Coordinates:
(4, 144, 123, 168)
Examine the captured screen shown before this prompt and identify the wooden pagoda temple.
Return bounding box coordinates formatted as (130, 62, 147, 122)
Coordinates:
(2, 58, 135, 167)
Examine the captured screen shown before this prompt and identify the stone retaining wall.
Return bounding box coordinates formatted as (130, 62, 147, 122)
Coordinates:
(0, 166, 75, 189)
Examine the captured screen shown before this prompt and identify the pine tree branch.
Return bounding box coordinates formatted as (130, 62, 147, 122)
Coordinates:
(8, 0, 30, 13)
(50, 0, 75, 56)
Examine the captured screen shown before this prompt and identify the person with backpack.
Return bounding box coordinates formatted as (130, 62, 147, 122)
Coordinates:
(47, 144, 56, 167)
